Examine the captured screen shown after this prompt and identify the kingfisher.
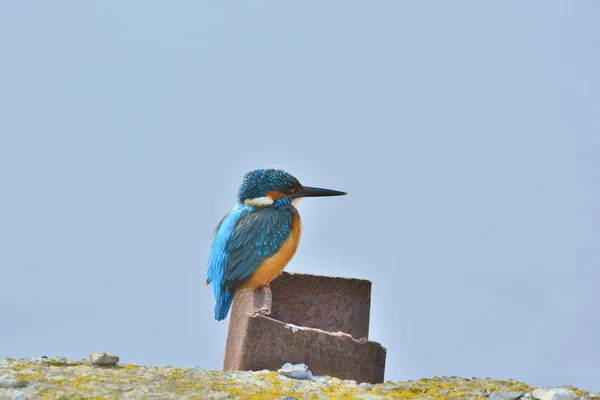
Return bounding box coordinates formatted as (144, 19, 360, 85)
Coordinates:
(206, 169, 346, 321)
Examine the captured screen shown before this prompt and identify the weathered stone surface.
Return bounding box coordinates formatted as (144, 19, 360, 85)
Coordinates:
(89, 352, 119, 366)
(3, 356, 593, 399)
(0, 373, 28, 389)
(224, 272, 386, 383)
(490, 391, 525, 400)
(533, 387, 579, 400)
(277, 363, 314, 380)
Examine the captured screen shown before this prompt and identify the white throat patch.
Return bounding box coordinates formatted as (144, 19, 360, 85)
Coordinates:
(244, 196, 275, 207)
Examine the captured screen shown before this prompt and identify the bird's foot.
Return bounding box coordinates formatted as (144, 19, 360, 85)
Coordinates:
(254, 283, 271, 294)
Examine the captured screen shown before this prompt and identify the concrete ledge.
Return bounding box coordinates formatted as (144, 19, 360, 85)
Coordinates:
(224, 272, 387, 384)
(0, 357, 556, 399)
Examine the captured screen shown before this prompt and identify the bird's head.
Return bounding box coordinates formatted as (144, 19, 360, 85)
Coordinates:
(238, 169, 346, 207)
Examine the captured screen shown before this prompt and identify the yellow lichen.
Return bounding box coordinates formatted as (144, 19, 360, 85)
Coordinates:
(167, 369, 184, 380)
(1, 358, 591, 399)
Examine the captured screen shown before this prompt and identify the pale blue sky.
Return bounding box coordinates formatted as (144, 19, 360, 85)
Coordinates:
(1, 1, 599, 391)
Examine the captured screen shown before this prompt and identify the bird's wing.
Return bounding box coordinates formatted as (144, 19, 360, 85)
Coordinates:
(206, 204, 248, 286)
(224, 206, 295, 290)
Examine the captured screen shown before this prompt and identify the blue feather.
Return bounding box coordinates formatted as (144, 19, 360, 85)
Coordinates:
(225, 202, 295, 288)
(206, 200, 296, 320)
(207, 203, 248, 321)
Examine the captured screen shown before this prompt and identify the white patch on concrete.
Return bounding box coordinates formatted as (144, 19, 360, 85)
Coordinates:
(284, 323, 304, 333)
(244, 196, 274, 207)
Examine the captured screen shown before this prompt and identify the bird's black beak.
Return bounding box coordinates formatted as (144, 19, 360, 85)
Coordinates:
(291, 186, 347, 198)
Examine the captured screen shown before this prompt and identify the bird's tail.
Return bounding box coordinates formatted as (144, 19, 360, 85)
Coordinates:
(214, 283, 235, 321)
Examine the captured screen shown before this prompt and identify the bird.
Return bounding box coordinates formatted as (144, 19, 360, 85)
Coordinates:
(206, 169, 346, 321)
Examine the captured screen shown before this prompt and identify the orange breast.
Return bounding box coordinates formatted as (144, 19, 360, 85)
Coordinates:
(239, 213, 302, 291)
